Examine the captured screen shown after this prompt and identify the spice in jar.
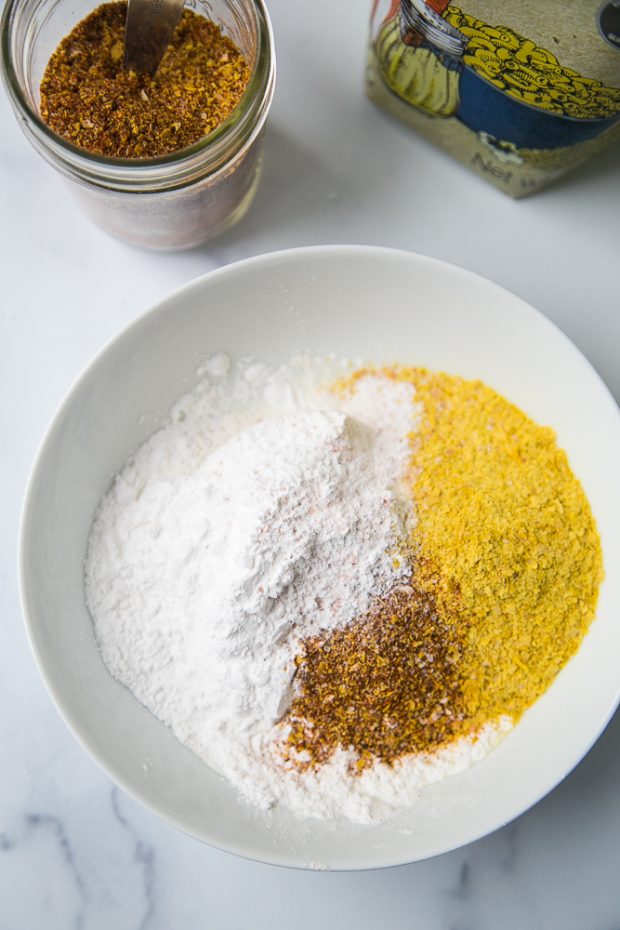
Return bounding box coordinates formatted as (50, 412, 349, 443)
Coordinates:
(39, 2, 251, 158)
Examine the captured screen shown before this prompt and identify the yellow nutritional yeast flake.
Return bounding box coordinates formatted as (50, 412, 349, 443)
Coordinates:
(284, 367, 603, 770)
(396, 367, 603, 724)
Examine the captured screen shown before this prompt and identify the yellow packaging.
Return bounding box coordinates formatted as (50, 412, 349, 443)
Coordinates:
(366, 0, 620, 196)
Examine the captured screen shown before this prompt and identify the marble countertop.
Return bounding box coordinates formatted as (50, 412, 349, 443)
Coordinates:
(1, 0, 620, 926)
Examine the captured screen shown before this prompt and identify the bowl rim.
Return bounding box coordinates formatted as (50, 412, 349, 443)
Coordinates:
(18, 244, 620, 870)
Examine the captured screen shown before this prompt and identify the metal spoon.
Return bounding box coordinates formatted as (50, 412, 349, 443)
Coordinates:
(124, 0, 186, 76)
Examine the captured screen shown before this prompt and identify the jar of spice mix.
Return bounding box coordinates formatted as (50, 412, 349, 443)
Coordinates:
(1, 0, 274, 249)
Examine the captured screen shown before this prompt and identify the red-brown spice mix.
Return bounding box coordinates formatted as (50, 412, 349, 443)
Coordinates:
(39, 2, 251, 158)
(284, 583, 470, 771)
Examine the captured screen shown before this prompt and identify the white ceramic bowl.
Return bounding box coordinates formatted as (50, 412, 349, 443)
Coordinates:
(20, 246, 620, 869)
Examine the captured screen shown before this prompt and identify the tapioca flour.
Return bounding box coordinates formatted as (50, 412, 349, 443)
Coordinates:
(85, 355, 506, 824)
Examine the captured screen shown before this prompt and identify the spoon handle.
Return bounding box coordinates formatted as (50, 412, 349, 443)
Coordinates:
(124, 0, 186, 76)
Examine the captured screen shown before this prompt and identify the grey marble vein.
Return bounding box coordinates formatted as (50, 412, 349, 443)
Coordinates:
(110, 789, 156, 930)
(449, 861, 472, 901)
(498, 824, 519, 873)
(0, 833, 15, 851)
(25, 813, 87, 930)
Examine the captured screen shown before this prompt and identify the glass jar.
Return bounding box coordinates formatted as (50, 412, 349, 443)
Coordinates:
(1, 0, 275, 249)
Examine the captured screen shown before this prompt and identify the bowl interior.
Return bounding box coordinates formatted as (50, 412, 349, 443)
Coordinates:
(20, 246, 620, 868)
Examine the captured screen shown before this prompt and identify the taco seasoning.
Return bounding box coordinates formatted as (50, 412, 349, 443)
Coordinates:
(1, 0, 274, 248)
(39, 4, 251, 159)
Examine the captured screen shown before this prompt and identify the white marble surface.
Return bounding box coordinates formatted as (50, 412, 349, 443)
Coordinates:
(1, 0, 620, 926)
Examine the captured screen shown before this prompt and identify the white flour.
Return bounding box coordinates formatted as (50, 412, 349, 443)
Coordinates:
(86, 354, 505, 823)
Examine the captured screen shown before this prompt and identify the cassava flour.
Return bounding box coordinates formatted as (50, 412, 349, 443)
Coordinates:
(85, 354, 505, 823)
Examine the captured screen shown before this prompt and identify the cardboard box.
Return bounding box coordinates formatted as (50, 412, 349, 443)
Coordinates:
(367, 0, 620, 196)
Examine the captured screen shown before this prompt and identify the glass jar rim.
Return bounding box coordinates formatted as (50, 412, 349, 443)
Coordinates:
(0, 0, 275, 188)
